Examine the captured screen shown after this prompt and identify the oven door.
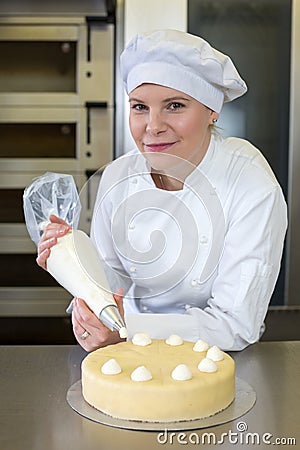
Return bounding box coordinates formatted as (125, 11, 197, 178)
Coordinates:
(0, 17, 114, 106)
(0, 106, 113, 173)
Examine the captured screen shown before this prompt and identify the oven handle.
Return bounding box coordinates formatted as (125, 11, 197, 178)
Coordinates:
(85, 101, 108, 145)
(86, 8, 115, 61)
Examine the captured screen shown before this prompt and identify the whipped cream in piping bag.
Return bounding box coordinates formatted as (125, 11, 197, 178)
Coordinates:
(23, 172, 127, 339)
(46, 230, 128, 338)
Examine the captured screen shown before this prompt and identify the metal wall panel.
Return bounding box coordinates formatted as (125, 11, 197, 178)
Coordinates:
(286, 0, 300, 305)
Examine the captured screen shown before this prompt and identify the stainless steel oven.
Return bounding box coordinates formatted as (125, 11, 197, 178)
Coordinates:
(0, 4, 116, 316)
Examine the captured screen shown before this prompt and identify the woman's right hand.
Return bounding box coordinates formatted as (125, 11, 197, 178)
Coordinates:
(72, 289, 125, 352)
(36, 214, 71, 270)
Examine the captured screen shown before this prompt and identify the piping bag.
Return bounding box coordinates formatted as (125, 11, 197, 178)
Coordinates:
(23, 172, 127, 339)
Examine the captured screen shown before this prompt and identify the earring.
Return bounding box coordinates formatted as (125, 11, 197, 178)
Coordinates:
(212, 118, 218, 124)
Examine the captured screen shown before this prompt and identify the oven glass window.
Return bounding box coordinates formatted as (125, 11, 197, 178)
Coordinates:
(0, 253, 59, 286)
(0, 41, 76, 92)
(0, 123, 76, 158)
(0, 188, 24, 223)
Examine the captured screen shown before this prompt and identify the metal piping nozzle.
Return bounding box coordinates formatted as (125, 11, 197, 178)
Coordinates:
(99, 305, 128, 339)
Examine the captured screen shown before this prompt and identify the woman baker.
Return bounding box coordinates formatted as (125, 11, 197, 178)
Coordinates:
(37, 30, 287, 352)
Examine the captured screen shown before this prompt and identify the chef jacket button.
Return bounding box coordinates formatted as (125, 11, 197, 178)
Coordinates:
(200, 235, 208, 244)
(129, 266, 136, 273)
(191, 279, 197, 287)
(128, 223, 135, 230)
(142, 305, 148, 311)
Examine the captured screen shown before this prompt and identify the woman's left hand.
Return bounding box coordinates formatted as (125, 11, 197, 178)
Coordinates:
(71, 288, 125, 352)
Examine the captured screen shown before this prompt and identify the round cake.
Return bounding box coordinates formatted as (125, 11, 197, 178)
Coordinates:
(81, 334, 235, 423)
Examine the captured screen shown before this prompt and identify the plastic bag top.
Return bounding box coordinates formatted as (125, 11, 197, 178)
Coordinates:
(23, 172, 81, 246)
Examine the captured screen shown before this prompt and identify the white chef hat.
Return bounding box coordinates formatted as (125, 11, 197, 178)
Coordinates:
(120, 29, 247, 113)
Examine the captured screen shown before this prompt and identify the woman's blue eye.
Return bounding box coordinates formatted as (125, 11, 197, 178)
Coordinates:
(131, 103, 147, 111)
(168, 102, 184, 110)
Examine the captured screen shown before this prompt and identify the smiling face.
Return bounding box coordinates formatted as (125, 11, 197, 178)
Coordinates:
(129, 84, 219, 173)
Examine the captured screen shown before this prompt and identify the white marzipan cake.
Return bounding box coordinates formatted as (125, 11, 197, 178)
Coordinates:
(81, 333, 235, 422)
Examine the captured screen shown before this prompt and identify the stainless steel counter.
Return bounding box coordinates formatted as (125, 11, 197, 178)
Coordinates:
(0, 342, 299, 450)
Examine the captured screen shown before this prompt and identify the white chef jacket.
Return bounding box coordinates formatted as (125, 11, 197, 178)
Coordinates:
(90, 133, 287, 350)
